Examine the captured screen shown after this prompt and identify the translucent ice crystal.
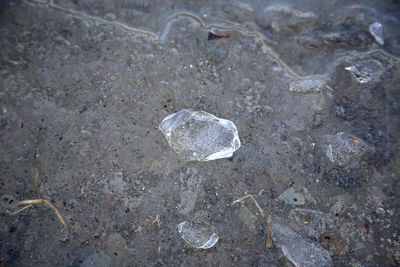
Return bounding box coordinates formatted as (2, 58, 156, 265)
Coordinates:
(178, 220, 219, 249)
(369, 22, 384, 46)
(159, 109, 241, 161)
(273, 221, 333, 267)
(345, 59, 384, 84)
(324, 132, 367, 166)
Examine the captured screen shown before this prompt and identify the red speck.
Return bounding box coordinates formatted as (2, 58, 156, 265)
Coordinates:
(323, 235, 332, 240)
(208, 32, 230, 41)
(364, 223, 370, 233)
(335, 213, 340, 217)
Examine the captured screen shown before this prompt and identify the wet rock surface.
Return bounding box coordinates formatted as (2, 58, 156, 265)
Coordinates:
(0, 0, 399, 266)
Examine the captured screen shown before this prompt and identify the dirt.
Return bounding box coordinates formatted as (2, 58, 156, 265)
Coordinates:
(0, 0, 399, 266)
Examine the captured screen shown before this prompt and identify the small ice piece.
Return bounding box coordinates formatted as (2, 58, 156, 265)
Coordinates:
(345, 59, 384, 84)
(324, 132, 367, 166)
(178, 220, 219, 249)
(273, 221, 333, 267)
(369, 22, 384, 45)
(159, 109, 241, 161)
(257, 5, 317, 32)
(326, 144, 333, 162)
(280, 188, 305, 206)
(289, 76, 327, 94)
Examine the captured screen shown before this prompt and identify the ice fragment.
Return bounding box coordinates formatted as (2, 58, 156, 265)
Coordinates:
(159, 109, 241, 161)
(273, 221, 333, 267)
(324, 132, 367, 166)
(178, 220, 219, 249)
(345, 59, 384, 84)
(257, 5, 317, 32)
(369, 22, 384, 45)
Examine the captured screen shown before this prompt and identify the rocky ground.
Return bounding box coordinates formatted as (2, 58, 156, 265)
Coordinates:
(0, 0, 399, 266)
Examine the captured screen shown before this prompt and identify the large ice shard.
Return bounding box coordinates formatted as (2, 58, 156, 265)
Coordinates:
(159, 109, 241, 161)
(273, 222, 333, 267)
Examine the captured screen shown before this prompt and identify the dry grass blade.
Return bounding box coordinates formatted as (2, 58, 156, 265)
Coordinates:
(9, 150, 69, 242)
(15, 199, 66, 227)
(232, 194, 265, 217)
(233, 194, 273, 249)
(10, 204, 33, 215)
(33, 151, 42, 195)
(266, 215, 273, 249)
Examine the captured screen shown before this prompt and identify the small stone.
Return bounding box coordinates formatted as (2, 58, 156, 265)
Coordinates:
(159, 109, 241, 161)
(281, 188, 306, 206)
(178, 220, 219, 249)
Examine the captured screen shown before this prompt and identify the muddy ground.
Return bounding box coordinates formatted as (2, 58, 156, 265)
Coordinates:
(0, 0, 400, 266)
